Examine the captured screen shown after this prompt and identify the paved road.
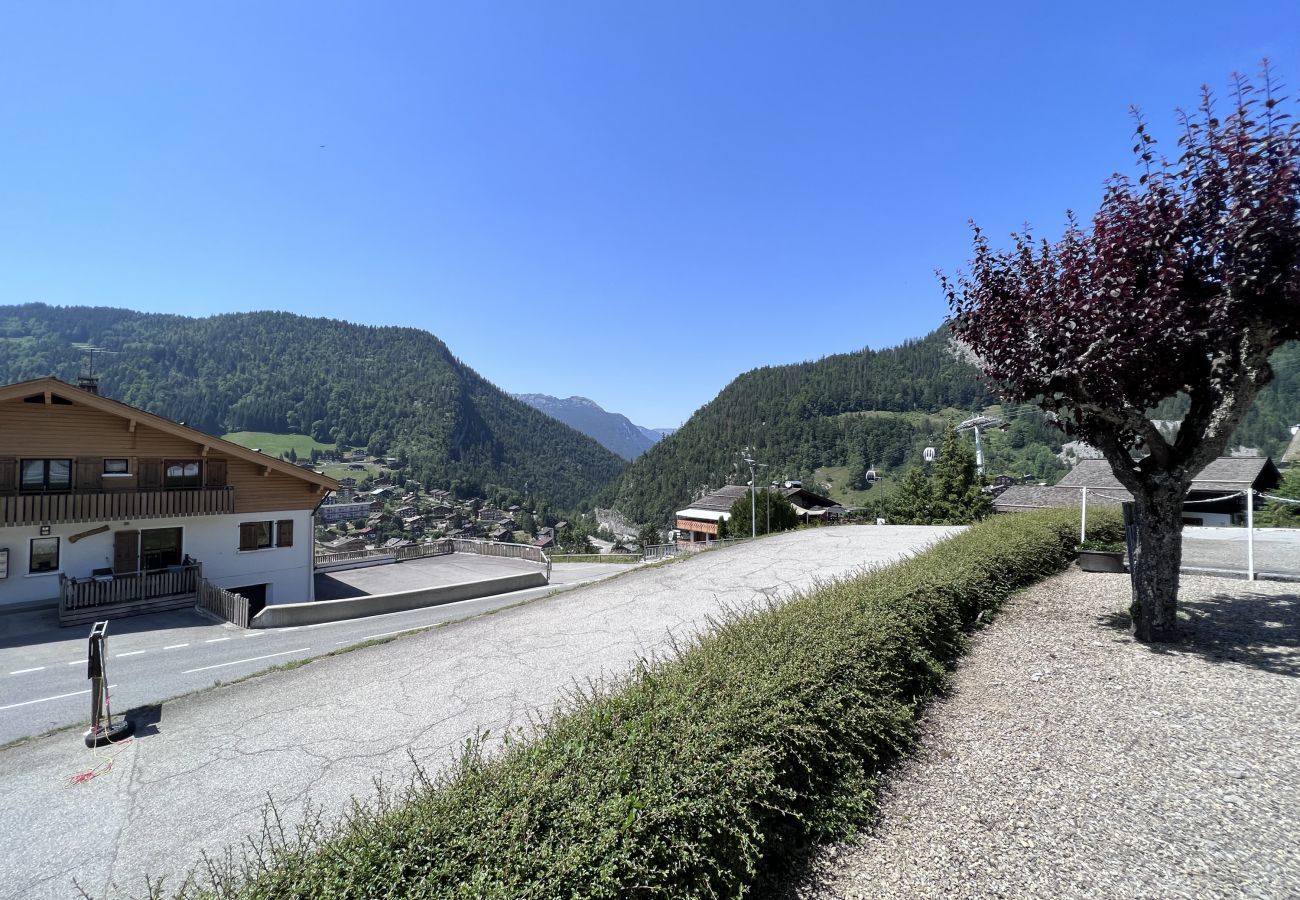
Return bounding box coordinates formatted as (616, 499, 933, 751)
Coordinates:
(1181, 526, 1300, 579)
(0, 524, 961, 900)
(0, 558, 625, 746)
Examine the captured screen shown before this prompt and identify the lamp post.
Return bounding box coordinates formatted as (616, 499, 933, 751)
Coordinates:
(741, 449, 767, 539)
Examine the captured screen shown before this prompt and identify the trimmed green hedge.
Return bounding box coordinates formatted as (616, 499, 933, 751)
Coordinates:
(180, 509, 1122, 899)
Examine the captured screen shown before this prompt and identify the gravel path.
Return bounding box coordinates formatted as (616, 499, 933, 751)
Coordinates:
(793, 570, 1300, 900)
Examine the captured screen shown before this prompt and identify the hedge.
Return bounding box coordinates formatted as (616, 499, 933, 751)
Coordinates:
(175, 508, 1122, 899)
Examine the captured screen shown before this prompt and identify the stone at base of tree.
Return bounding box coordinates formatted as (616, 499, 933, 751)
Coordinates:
(1077, 550, 1126, 574)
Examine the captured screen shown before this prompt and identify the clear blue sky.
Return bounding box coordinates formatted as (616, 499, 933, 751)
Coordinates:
(2, 2, 1296, 427)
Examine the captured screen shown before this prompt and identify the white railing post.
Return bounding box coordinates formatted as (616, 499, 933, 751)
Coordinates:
(1080, 486, 1088, 542)
(1246, 489, 1255, 582)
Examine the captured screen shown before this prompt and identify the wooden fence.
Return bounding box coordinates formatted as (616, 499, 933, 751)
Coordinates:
(197, 578, 250, 628)
(59, 563, 202, 625)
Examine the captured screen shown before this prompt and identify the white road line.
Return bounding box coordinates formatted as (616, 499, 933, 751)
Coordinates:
(242, 632, 264, 638)
(181, 648, 310, 674)
(163, 643, 189, 650)
(115, 650, 146, 658)
(0, 685, 115, 711)
(204, 637, 230, 644)
(8, 667, 46, 675)
(66, 660, 82, 666)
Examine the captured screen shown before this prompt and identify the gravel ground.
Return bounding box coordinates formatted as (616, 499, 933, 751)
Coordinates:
(792, 570, 1300, 900)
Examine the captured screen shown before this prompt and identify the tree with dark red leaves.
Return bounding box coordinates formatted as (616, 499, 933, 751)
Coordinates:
(943, 66, 1300, 642)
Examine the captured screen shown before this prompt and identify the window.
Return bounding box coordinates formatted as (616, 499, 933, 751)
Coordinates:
(239, 520, 293, 550)
(29, 537, 60, 573)
(164, 460, 202, 488)
(239, 521, 273, 551)
(104, 459, 129, 475)
(20, 459, 71, 493)
(141, 527, 183, 570)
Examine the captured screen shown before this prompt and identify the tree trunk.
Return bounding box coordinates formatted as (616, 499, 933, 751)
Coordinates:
(1128, 483, 1187, 642)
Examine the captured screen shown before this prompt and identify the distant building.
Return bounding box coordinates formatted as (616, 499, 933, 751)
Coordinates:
(674, 484, 840, 546)
(318, 500, 374, 524)
(993, 456, 1281, 526)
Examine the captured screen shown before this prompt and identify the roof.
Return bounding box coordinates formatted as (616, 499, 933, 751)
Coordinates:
(1057, 457, 1280, 494)
(1284, 430, 1300, 465)
(997, 456, 1280, 511)
(993, 484, 1127, 511)
(0, 377, 337, 492)
(677, 483, 840, 518)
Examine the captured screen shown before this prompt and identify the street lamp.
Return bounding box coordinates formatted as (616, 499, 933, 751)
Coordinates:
(741, 448, 767, 539)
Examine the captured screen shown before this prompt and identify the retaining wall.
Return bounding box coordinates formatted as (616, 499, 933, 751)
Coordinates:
(250, 570, 548, 628)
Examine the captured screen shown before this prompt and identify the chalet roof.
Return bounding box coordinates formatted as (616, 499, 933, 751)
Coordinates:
(0, 376, 336, 492)
(1057, 457, 1280, 494)
(678, 483, 840, 518)
(993, 485, 1127, 511)
(996, 456, 1280, 512)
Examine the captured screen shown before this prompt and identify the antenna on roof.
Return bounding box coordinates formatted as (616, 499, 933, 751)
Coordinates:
(71, 343, 117, 396)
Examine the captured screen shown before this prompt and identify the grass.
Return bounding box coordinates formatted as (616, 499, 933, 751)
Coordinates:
(164, 508, 1124, 899)
(221, 431, 336, 457)
(316, 462, 384, 482)
(814, 465, 900, 510)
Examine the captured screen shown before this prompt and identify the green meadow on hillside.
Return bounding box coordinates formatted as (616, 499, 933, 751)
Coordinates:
(221, 430, 336, 457)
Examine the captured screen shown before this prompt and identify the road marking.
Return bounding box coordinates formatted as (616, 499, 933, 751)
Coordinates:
(204, 637, 230, 644)
(67, 660, 82, 666)
(181, 648, 310, 674)
(8, 667, 46, 675)
(242, 632, 264, 638)
(115, 650, 146, 658)
(0, 685, 115, 711)
(163, 643, 189, 650)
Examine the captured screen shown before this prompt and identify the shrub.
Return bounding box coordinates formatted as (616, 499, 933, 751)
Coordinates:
(175, 508, 1122, 899)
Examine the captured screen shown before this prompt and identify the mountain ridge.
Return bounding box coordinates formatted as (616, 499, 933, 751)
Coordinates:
(513, 392, 668, 461)
(0, 303, 627, 510)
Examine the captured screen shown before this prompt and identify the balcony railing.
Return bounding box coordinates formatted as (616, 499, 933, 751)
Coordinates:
(0, 487, 234, 527)
(59, 563, 202, 624)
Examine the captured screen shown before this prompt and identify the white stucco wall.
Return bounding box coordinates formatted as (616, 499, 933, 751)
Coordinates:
(0, 509, 315, 609)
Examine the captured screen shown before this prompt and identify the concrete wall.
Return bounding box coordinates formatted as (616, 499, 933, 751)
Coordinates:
(250, 570, 548, 627)
(0, 509, 316, 609)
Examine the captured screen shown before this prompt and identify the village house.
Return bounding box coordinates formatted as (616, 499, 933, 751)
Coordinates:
(674, 484, 841, 546)
(0, 377, 338, 621)
(992, 457, 1282, 526)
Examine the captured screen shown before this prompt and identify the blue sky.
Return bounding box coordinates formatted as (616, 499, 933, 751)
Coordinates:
(2, 2, 1296, 427)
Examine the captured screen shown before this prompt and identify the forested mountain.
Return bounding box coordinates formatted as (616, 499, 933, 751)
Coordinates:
(604, 330, 1300, 525)
(0, 303, 626, 510)
(513, 393, 664, 460)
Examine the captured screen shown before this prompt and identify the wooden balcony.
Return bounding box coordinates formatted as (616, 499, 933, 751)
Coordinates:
(0, 486, 234, 528)
(59, 563, 202, 626)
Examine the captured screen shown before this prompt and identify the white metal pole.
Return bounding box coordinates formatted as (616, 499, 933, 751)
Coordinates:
(1081, 486, 1088, 542)
(750, 464, 757, 539)
(1246, 489, 1255, 582)
(973, 426, 985, 475)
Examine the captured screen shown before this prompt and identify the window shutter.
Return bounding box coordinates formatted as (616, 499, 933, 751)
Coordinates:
(239, 523, 259, 551)
(113, 530, 139, 575)
(277, 519, 294, 548)
(75, 458, 102, 491)
(137, 458, 163, 489)
(0, 458, 16, 493)
(205, 458, 228, 487)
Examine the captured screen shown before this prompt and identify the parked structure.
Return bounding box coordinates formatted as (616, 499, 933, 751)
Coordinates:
(0, 377, 338, 620)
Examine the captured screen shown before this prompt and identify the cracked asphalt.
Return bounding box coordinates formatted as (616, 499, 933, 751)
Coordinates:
(0, 525, 961, 900)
